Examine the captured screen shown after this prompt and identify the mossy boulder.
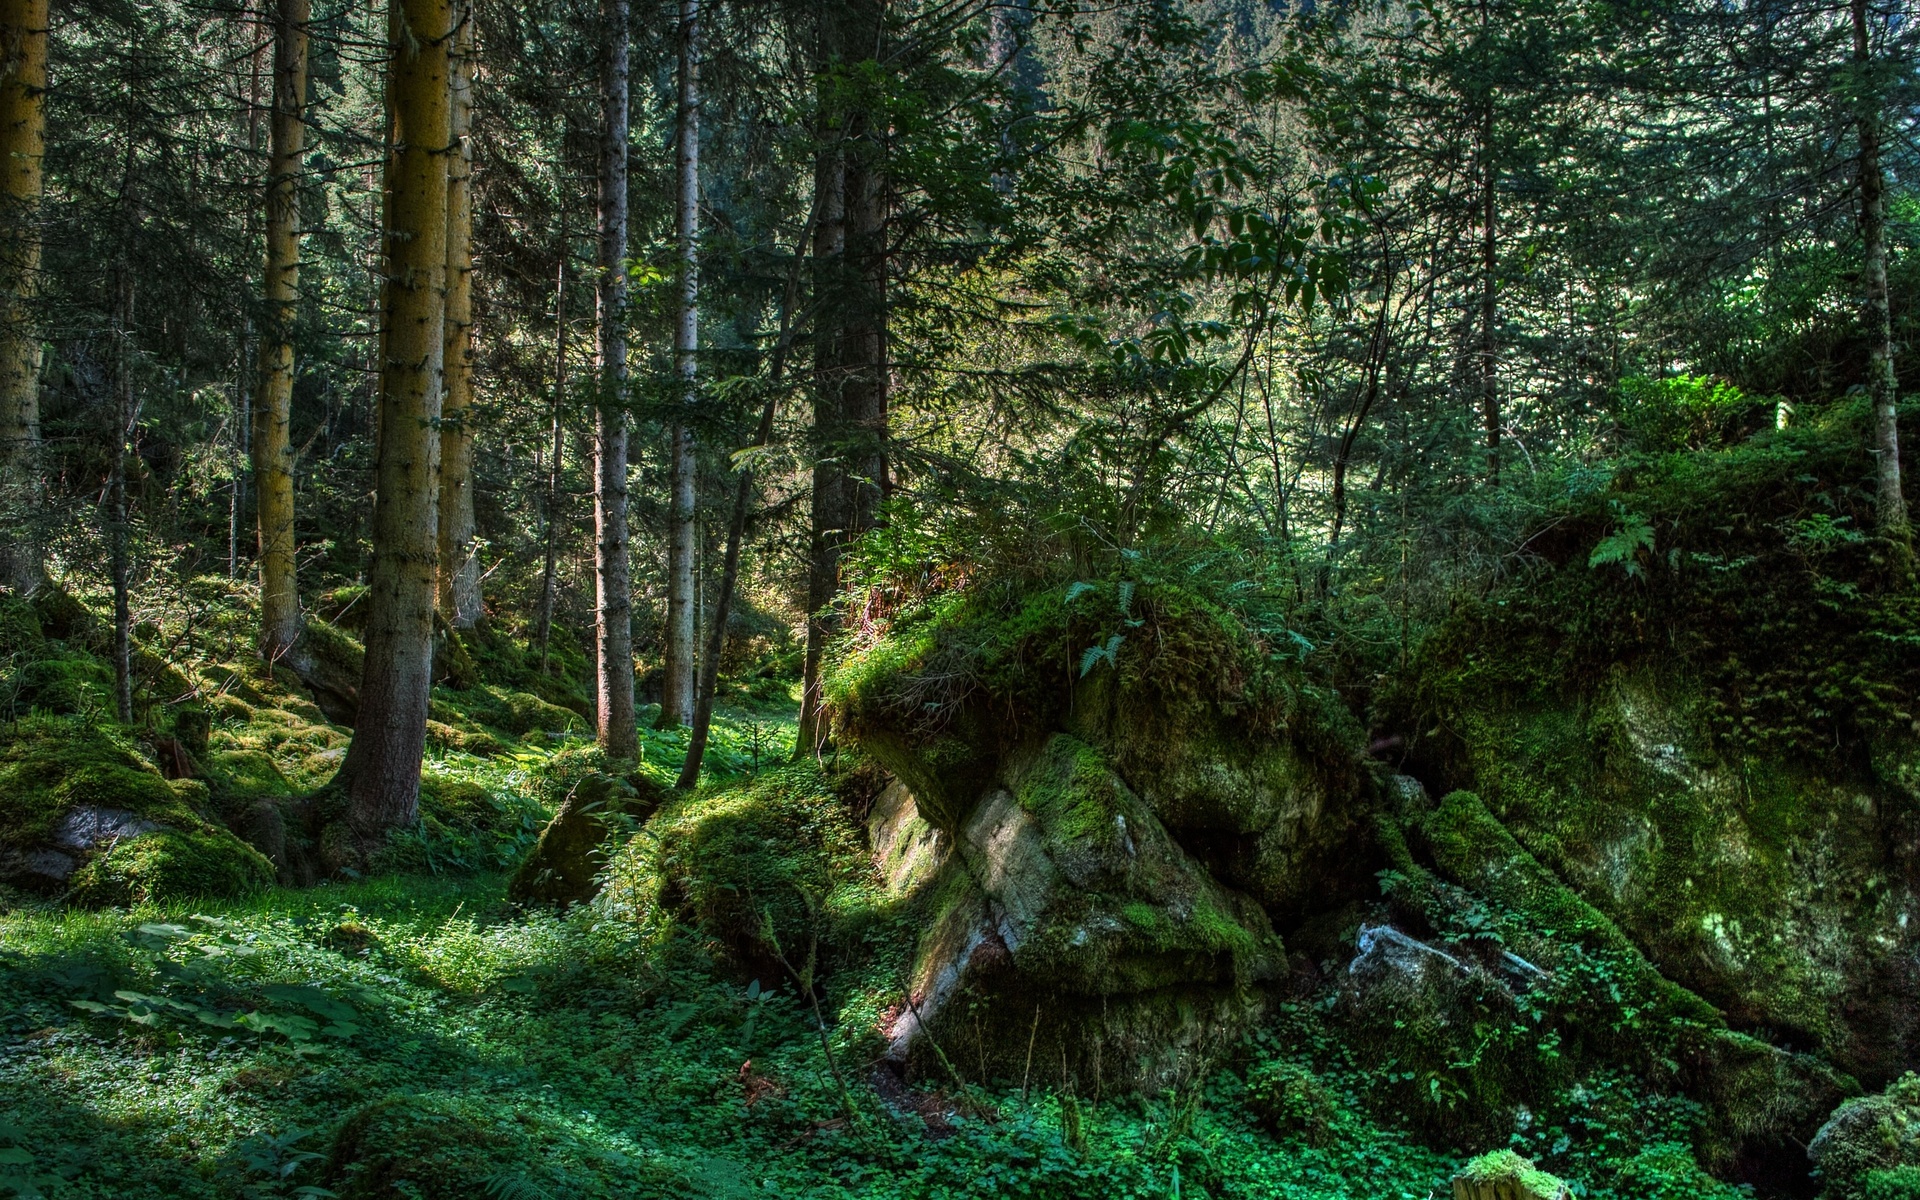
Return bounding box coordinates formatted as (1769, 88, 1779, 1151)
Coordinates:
(1810, 1074, 1920, 1198)
(323, 1093, 596, 1200)
(1394, 418, 1920, 1091)
(0, 716, 272, 902)
(871, 740, 1280, 1093)
(509, 772, 661, 908)
(598, 763, 879, 983)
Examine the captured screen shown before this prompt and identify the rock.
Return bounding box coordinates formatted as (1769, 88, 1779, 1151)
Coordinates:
(875, 736, 1281, 1092)
(1809, 1074, 1920, 1198)
(1451, 1151, 1569, 1200)
(507, 773, 656, 907)
(0, 716, 272, 902)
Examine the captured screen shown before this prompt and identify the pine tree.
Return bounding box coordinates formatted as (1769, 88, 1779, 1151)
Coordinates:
(593, 0, 636, 758)
(0, 0, 45, 595)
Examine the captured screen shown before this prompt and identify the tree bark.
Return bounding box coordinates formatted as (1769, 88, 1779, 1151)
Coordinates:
(593, 0, 637, 758)
(1853, 0, 1909, 544)
(253, 0, 308, 664)
(338, 0, 452, 845)
(437, 2, 481, 628)
(660, 0, 700, 728)
(1479, 102, 1499, 486)
(535, 200, 567, 674)
(795, 50, 847, 760)
(797, 1, 888, 757)
(0, 0, 46, 595)
(110, 268, 136, 725)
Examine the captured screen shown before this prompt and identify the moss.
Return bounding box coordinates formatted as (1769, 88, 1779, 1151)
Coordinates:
(65, 824, 273, 904)
(599, 762, 880, 979)
(1862, 1168, 1920, 1200)
(1811, 1074, 1920, 1198)
(324, 1092, 590, 1200)
(1454, 1150, 1567, 1199)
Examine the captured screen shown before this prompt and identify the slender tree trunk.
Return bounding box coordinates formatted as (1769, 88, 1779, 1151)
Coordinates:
(110, 269, 135, 725)
(254, 0, 308, 664)
(1854, 0, 1909, 544)
(338, 0, 452, 846)
(437, 2, 481, 628)
(1479, 104, 1499, 486)
(536, 204, 568, 674)
(661, 0, 700, 727)
(842, 91, 889, 539)
(593, 0, 637, 758)
(795, 62, 847, 760)
(0, 0, 46, 595)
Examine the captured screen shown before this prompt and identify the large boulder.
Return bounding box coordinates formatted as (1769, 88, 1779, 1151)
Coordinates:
(0, 716, 273, 903)
(871, 735, 1281, 1093)
(1810, 1074, 1920, 1198)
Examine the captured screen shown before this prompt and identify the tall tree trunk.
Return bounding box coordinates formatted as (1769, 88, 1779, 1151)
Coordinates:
(110, 268, 135, 725)
(535, 202, 568, 674)
(660, 0, 700, 728)
(254, 0, 308, 664)
(1854, 0, 1909, 544)
(437, 2, 481, 628)
(796, 1, 889, 757)
(1479, 103, 1499, 486)
(338, 0, 452, 846)
(593, 0, 637, 758)
(0, 0, 46, 595)
(795, 43, 848, 760)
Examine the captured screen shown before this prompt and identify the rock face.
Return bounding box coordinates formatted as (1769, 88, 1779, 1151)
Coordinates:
(866, 730, 1290, 1092)
(1414, 671, 1920, 1089)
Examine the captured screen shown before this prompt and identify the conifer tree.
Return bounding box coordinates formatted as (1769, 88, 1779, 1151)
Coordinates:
(0, 0, 45, 595)
(339, 0, 453, 844)
(254, 0, 308, 663)
(438, 0, 481, 628)
(593, 0, 636, 758)
(660, 0, 700, 729)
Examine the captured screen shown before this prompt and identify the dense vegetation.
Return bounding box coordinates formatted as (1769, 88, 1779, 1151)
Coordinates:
(2, 0, 1919, 1196)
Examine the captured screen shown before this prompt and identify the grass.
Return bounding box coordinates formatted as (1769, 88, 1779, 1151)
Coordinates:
(0, 871, 1475, 1200)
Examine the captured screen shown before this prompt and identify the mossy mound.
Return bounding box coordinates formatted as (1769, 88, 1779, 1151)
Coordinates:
(1810, 1074, 1920, 1198)
(509, 771, 665, 907)
(1391, 410, 1920, 1090)
(827, 576, 1370, 919)
(1452, 1150, 1569, 1200)
(0, 716, 273, 902)
(598, 762, 881, 983)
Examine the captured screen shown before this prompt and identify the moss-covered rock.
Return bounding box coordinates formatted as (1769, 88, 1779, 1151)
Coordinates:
(509, 772, 660, 907)
(1811, 1075, 1920, 1198)
(599, 762, 879, 982)
(0, 716, 272, 902)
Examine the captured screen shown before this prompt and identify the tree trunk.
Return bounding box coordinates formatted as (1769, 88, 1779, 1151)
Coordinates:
(0, 0, 46, 595)
(1854, 0, 1909, 544)
(1479, 103, 1499, 486)
(110, 269, 135, 725)
(593, 0, 637, 758)
(795, 58, 847, 761)
(253, 0, 307, 665)
(661, 0, 700, 728)
(797, 1, 888, 757)
(536, 201, 567, 674)
(338, 0, 452, 846)
(437, 3, 481, 628)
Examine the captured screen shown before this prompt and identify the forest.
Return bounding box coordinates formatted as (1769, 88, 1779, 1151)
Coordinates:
(0, 0, 1918, 1195)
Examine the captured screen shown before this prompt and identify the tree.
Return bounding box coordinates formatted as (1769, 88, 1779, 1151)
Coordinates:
(1852, 0, 1909, 545)
(438, 0, 481, 629)
(254, 0, 308, 663)
(338, 0, 453, 846)
(593, 0, 636, 758)
(797, 0, 889, 756)
(660, 0, 699, 729)
(0, 0, 45, 595)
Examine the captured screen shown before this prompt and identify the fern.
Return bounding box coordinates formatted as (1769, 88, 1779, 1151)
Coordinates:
(1080, 634, 1125, 677)
(484, 1170, 549, 1200)
(1589, 505, 1654, 577)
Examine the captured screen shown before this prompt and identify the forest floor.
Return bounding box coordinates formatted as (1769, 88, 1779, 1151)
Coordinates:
(0, 687, 1476, 1200)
